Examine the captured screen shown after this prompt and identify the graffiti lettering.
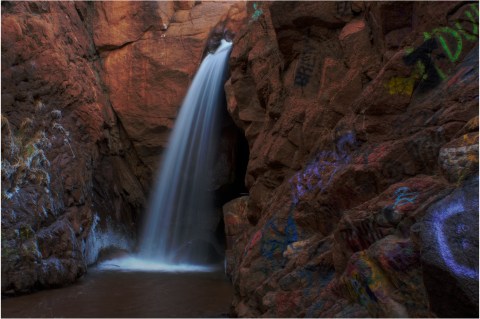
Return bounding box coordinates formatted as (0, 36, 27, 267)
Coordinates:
(424, 27, 463, 63)
(390, 4, 479, 95)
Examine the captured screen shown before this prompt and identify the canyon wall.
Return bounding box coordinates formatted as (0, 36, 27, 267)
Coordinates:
(1, 0, 245, 294)
(224, 1, 478, 317)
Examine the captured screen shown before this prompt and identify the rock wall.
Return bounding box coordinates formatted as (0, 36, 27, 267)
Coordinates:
(94, 0, 246, 174)
(1, 0, 245, 294)
(224, 1, 478, 317)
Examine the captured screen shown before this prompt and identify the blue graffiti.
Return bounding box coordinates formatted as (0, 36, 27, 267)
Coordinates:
(393, 186, 418, 209)
(261, 205, 298, 261)
(432, 197, 478, 279)
(290, 132, 356, 204)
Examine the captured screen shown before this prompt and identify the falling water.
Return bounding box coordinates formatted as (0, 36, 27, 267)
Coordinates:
(135, 39, 233, 267)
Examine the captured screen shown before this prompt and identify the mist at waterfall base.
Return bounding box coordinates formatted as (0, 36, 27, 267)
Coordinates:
(98, 40, 233, 272)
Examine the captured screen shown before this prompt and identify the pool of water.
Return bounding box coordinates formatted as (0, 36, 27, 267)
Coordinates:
(1, 267, 233, 318)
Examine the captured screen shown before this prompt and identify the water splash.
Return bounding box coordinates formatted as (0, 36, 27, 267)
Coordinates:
(136, 40, 233, 267)
(97, 256, 215, 272)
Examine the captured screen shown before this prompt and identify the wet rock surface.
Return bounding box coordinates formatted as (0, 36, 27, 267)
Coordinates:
(224, 1, 479, 317)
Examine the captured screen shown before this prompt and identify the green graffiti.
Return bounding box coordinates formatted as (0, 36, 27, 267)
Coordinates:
(436, 27, 463, 62)
(251, 3, 263, 21)
(424, 27, 463, 62)
(423, 32, 432, 40)
(422, 3, 479, 62)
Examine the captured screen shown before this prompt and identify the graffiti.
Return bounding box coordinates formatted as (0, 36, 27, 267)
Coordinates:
(389, 4, 478, 95)
(342, 273, 379, 315)
(456, 10, 479, 42)
(342, 251, 405, 317)
(385, 76, 416, 96)
(403, 38, 443, 93)
(289, 132, 356, 204)
(294, 37, 317, 87)
(250, 2, 263, 22)
(423, 3, 479, 62)
(432, 197, 478, 279)
(260, 205, 299, 261)
(424, 27, 464, 63)
(393, 186, 418, 210)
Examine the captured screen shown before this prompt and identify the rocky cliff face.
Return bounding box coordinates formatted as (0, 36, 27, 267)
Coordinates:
(1, 0, 245, 294)
(94, 1, 246, 174)
(224, 1, 478, 317)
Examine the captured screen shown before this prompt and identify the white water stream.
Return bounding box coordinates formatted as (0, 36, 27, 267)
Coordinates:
(100, 40, 233, 272)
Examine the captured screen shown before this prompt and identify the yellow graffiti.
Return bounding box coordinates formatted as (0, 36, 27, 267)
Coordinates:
(386, 77, 415, 96)
(386, 61, 425, 96)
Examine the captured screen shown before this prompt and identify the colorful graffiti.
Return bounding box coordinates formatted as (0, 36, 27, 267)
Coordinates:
(260, 206, 299, 261)
(388, 3, 478, 95)
(393, 186, 418, 210)
(341, 251, 410, 317)
(432, 196, 478, 279)
(289, 132, 356, 204)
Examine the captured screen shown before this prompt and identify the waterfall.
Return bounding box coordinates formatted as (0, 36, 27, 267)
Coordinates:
(137, 39, 233, 266)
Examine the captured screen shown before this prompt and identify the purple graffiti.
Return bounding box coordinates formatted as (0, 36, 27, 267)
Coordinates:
(289, 132, 356, 204)
(432, 198, 478, 279)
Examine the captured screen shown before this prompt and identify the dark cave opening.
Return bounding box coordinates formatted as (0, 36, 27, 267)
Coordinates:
(211, 95, 250, 264)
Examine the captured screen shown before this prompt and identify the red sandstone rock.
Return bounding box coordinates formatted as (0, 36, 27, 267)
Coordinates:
(1, 0, 244, 294)
(224, 1, 479, 317)
(94, 1, 246, 172)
